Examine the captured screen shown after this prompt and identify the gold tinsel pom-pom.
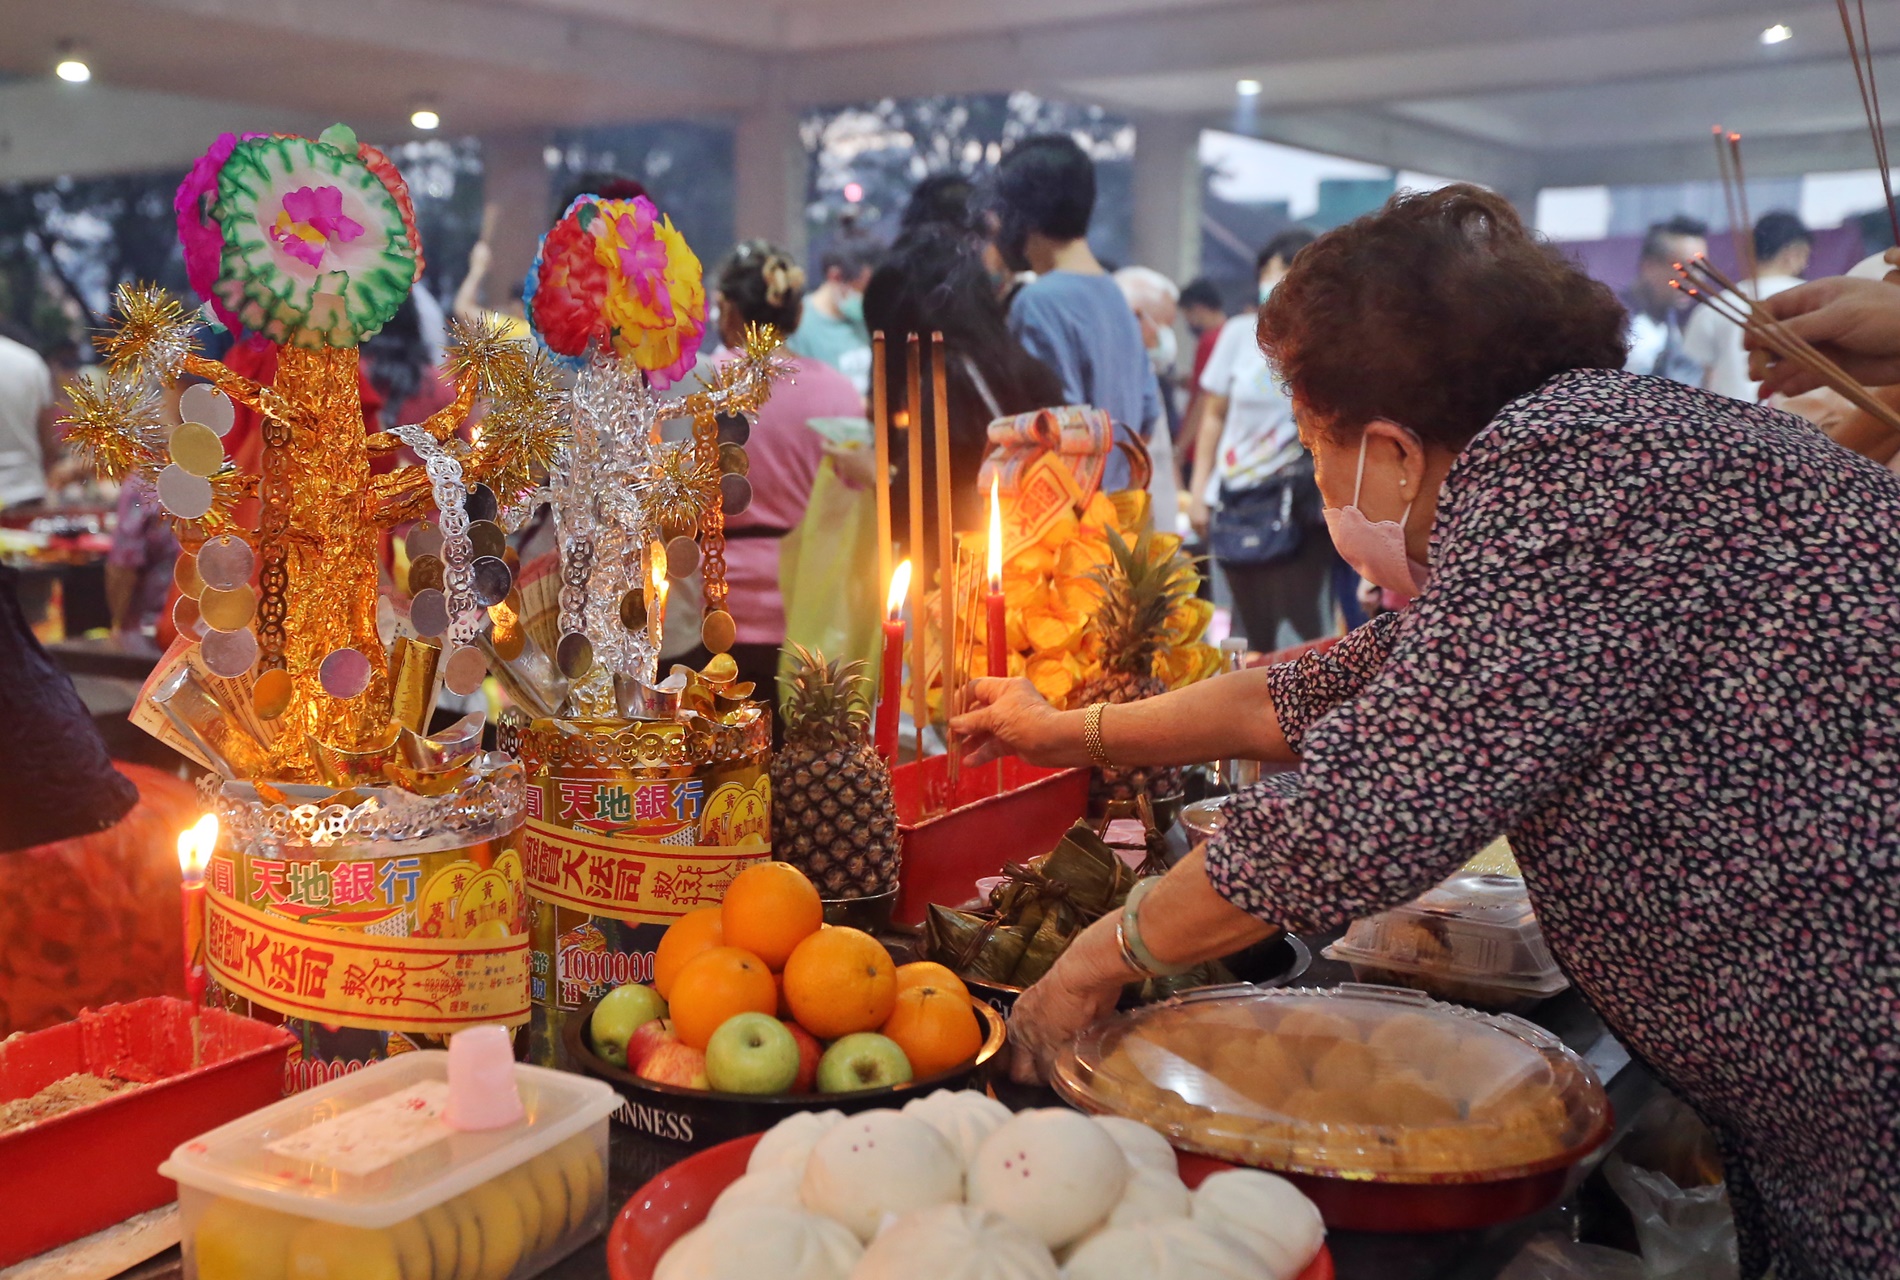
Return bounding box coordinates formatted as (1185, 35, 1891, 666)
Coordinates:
(480, 348, 568, 503)
(60, 372, 165, 482)
(96, 284, 197, 381)
(443, 313, 522, 396)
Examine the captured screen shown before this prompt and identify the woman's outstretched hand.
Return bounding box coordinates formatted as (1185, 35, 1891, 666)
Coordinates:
(1747, 274, 1900, 397)
(949, 677, 1069, 767)
(1005, 915, 1130, 1083)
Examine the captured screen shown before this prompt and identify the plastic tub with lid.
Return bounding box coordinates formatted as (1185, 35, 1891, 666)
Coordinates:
(161, 1050, 619, 1280)
(1323, 872, 1568, 1013)
(1051, 983, 1613, 1232)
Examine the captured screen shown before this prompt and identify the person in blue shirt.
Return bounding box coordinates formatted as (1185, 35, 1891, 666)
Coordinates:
(985, 136, 1162, 493)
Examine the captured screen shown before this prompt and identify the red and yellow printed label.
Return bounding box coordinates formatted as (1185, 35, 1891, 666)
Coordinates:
(519, 819, 767, 924)
(205, 886, 530, 1032)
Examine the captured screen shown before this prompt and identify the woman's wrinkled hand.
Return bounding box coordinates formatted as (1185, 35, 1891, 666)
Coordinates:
(1747, 275, 1900, 397)
(1005, 916, 1130, 1084)
(949, 677, 1069, 767)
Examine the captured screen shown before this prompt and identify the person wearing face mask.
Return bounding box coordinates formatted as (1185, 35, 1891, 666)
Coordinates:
(1185, 228, 1338, 648)
(951, 185, 1900, 1280)
(787, 234, 881, 399)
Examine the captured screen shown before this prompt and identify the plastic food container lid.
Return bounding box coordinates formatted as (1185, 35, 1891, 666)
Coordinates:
(1325, 873, 1566, 992)
(1051, 984, 1611, 1183)
(160, 1050, 618, 1228)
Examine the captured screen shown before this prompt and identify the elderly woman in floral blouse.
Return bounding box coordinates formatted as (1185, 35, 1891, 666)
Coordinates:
(953, 186, 1900, 1280)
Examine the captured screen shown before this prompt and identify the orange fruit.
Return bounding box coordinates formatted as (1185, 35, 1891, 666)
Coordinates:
(894, 961, 969, 1000)
(782, 927, 897, 1039)
(880, 984, 985, 1079)
(653, 907, 724, 1000)
(721, 862, 823, 970)
(668, 946, 777, 1050)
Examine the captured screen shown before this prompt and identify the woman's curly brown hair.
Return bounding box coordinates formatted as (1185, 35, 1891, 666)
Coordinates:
(1259, 184, 1629, 449)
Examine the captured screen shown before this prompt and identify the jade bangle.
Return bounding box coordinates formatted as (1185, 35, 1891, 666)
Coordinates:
(1119, 875, 1196, 979)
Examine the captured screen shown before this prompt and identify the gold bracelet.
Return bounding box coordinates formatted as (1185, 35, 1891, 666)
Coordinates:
(1083, 702, 1112, 769)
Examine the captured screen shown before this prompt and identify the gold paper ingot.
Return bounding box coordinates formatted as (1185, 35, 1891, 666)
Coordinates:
(490, 591, 526, 661)
(699, 652, 738, 687)
(389, 635, 442, 733)
(309, 722, 402, 787)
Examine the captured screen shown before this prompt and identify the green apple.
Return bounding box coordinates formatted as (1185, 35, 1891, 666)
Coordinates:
(816, 1032, 913, 1093)
(589, 984, 667, 1067)
(704, 1012, 800, 1094)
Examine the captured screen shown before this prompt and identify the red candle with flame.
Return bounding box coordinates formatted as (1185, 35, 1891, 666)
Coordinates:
(177, 814, 217, 1007)
(986, 477, 1007, 679)
(877, 560, 911, 764)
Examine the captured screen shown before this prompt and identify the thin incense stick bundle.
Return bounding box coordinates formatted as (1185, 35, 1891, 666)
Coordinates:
(906, 335, 928, 764)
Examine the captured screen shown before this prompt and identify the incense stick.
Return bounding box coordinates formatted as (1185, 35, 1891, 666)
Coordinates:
(1712, 127, 1747, 277)
(1836, 0, 1899, 243)
(905, 335, 928, 767)
(930, 333, 956, 793)
(1728, 133, 1758, 285)
(871, 331, 892, 605)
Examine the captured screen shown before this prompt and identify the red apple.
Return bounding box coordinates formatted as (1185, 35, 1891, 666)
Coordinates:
(626, 1016, 681, 1073)
(783, 1020, 822, 1094)
(638, 1041, 709, 1089)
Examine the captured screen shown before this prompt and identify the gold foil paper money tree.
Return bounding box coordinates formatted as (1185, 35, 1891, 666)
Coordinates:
(64, 125, 565, 782)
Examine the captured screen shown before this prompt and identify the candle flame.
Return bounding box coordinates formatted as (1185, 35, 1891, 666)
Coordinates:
(987, 475, 1003, 589)
(886, 559, 912, 619)
(177, 813, 218, 876)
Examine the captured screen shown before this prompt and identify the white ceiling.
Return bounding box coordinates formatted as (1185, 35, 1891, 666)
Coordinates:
(1, 0, 1896, 189)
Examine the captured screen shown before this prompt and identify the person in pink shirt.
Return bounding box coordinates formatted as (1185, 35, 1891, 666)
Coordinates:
(681, 241, 864, 736)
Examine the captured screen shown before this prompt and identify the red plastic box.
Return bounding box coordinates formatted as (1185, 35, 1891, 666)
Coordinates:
(891, 755, 1088, 925)
(0, 996, 295, 1266)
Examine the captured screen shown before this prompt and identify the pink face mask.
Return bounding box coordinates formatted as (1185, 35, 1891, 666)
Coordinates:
(1322, 431, 1432, 599)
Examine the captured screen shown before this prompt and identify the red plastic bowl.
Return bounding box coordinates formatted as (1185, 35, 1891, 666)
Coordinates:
(0, 996, 296, 1266)
(609, 1129, 1335, 1280)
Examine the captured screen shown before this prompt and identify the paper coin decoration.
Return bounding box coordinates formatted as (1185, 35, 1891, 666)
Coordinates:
(410, 588, 450, 638)
(443, 645, 488, 696)
(408, 554, 445, 594)
(471, 556, 513, 608)
(556, 631, 594, 679)
(200, 626, 259, 678)
(196, 534, 254, 590)
(664, 536, 700, 579)
(169, 421, 226, 477)
(720, 473, 752, 516)
(406, 521, 443, 561)
(465, 483, 498, 524)
(466, 520, 505, 560)
(157, 465, 214, 520)
(618, 589, 647, 632)
(198, 583, 257, 631)
(253, 668, 293, 720)
(172, 593, 204, 638)
(174, 553, 204, 599)
(715, 413, 750, 446)
(717, 441, 749, 476)
(179, 384, 236, 436)
(318, 647, 372, 699)
(701, 608, 736, 655)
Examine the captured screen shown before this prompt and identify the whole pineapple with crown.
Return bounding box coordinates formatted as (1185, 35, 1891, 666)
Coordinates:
(1070, 528, 1193, 811)
(771, 645, 902, 898)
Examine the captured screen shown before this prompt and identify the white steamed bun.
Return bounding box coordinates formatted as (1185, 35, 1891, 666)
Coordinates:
(904, 1089, 1014, 1167)
(854, 1204, 1059, 1280)
(709, 1165, 803, 1218)
(1089, 1116, 1177, 1175)
(1190, 1168, 1325, 1280)
(655, 1205, 861, 1280)
(967, 1108, 1129, 1249)
(1060, 1219, 1261, 1280)
(799, 1109, 963, 1241)
(1105, 1164, 1191, 1227)
(748, 1109, 846, 1175)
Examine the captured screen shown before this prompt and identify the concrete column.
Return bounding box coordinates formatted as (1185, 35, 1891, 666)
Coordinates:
(477, 131, 554, 310)
(734, 102, 809, 262)
(1131, 114, 1204, 284)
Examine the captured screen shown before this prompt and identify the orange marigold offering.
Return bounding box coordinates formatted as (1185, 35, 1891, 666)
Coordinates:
(881, 984, 985, 1079)
(721, 862, 823, 970)
(782, 927, 897, 1040)
(653, 906, 724, 1001)
(668, 946, 777, 1050)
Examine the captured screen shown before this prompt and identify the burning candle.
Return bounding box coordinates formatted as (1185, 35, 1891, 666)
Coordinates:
(877, 560, 911, 764)
(176, 813, 217, 1008)
(986, 475, 1008, 679)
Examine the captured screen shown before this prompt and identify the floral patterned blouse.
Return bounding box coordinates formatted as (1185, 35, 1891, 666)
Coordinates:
(1208, 369, 1900, 1280)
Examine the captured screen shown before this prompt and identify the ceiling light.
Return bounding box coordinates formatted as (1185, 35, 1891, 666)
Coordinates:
(1760, 23, 1792, 45)
(1237, 78, 1263, 96)
(54, 42, 90, 82)
(843, 182, 864, 203)
(410, 107, 440, 131)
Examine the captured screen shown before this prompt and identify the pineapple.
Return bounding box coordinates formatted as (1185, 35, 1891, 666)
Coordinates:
(1071, 527, 1193, 811)
(771, 644, 903, 898)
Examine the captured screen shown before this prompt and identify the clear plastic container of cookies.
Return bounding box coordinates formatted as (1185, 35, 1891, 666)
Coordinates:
(1051, 984, 1611, 1192)
(1322, 872, 1568, 1013)
(160, 1050, 620, 1280)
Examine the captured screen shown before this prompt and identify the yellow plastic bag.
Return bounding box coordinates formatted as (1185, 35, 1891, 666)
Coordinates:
(777, 454, 881, 706)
